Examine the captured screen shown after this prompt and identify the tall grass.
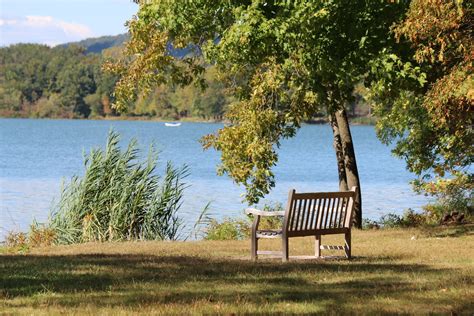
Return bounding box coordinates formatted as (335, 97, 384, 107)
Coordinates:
(49, 130, 189, 244)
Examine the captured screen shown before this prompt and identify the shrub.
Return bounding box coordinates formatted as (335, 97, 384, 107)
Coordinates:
(49, 130, 188, 244)
(362, 218, 380, 229)
(28, 223, 56, 247)
(204, 202, 284, 241)
(4, 231, 29, 253)
(401, 209, 427, 227)
(366, 209, 428, 229)
(379, 213, 404, 228)
(204, 218, 250, 241)
(414, 172, 473, 223)
(4, 223, 56, 253)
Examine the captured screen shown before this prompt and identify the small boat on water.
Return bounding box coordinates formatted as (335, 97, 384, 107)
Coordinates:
(165, 122, 181, 127)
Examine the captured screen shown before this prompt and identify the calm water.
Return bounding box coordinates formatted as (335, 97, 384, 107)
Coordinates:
(0, 118, 429, 238)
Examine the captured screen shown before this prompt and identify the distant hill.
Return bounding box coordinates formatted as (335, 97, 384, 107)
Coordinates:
(63, 33, 193, 58)
(63, 34, 129, 54)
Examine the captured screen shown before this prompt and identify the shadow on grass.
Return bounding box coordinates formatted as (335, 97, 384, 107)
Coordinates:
(1, 252, 471, 313)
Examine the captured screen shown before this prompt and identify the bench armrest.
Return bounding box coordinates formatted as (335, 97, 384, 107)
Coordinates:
(245, 208, 285, 217)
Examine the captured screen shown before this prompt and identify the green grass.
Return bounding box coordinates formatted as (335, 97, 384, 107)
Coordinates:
(1, 226, 473, 315)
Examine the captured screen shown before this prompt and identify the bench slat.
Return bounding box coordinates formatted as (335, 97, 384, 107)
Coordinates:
(299, 199, 304, 230)
(325, 198, 332, 229)
(320, 245, 348, 250)
(301, 199, 309, 231)
(329, 198, 336, 228)
(304, 198, 313, 231)
(322, 198, 328, 229)
(344, 193, 355, 228)
(338, 197, 344, 228)
(289, 198, 297, 231)
(324, 198, 332, 229)
(331, 198, 338, 228)
(309, 198, 317, 230)
(293, 191, 356, 199)
(300, 199, 306, 230)
(294, 198, 303, 231)
(332, 197, 341, 228)
(316, 198, 324, 229)
(316, 199, 326, 229)
(338, 197, 346, 228)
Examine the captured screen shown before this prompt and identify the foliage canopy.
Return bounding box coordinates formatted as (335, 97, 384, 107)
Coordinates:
(366, 0, 473, 210)
(107, 0, 408, 205)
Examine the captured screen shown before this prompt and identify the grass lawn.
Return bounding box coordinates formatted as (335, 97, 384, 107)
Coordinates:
(1, 226, 473, 315)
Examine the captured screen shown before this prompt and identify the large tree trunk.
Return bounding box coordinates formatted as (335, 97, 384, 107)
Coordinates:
(330, 115, 349, 192)
(335, 109, 362, 228)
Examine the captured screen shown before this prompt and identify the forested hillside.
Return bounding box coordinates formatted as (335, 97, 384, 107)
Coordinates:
(0, 44, 117, 118)
(0, 34, 368, 120)
(0, 35, 231, 120)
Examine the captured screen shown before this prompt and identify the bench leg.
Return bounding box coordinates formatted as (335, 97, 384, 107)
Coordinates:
(282, 237, 289, 262)
(251, 217, 260, 261)
(315, 235, 321, 258)
(251, 236, 258, 261)
(344, 232, 351, 259)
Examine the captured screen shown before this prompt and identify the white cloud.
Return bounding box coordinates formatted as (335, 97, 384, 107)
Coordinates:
(24, 16, 54, 27)
(0, 18, 18, 26)
(0, 16, 94, 46)
(57, 20, 93, 39)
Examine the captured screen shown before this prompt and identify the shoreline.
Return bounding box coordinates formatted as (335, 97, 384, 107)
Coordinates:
(0, 115, 377, 126)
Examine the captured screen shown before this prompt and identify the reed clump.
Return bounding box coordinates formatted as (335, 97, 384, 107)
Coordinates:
(49, 130, 188, 244)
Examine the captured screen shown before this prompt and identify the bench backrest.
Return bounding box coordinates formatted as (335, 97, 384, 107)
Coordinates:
(283, 187, 357, 235)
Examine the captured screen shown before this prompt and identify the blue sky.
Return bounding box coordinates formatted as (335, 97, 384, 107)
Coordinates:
(0, 0, 138, 46)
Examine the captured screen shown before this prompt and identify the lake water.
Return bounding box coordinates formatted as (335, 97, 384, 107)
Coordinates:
(0, 118, 429, 239)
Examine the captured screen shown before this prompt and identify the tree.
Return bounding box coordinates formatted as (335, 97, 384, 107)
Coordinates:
(0, 44, 117, 118)
(366, 0, 473, 216)
(106, 0, 408, 228)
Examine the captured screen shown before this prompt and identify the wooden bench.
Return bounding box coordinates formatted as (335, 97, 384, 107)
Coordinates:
(245, 186, 357, 262)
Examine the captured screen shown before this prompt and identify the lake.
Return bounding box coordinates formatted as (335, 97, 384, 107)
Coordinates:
(0, 118, 429, 239)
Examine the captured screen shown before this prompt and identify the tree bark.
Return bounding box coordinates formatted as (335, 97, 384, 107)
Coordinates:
(330, 115, 349, 192)
(335, 109, 362, 228)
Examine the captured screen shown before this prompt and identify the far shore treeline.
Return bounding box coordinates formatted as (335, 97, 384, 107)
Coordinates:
(0, 34, 371, 122)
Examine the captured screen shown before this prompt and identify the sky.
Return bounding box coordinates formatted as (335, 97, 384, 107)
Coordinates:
(0, 0, 138, 46)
